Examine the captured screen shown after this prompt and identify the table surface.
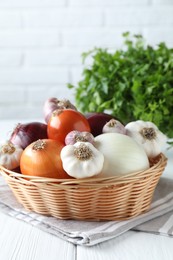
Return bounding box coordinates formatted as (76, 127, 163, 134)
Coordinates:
(0, 119, 173, 260)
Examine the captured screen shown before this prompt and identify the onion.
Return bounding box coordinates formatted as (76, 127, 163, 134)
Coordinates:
(95, 133, 149, 177)
(43, 97, 77, 123)
(10, 122, 48, 149)
(20, 139, 70, 178)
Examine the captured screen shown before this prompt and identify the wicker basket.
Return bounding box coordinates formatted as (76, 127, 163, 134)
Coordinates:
(0, 153, 167, 221)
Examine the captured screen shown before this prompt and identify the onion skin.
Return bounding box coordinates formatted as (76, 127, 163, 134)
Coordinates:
(10, 122, 48, 149)
(95, 133, 149, 177)
(43, 97, 77, 123)
(47, 109, 91, 144)
(20, 139, 70, 179)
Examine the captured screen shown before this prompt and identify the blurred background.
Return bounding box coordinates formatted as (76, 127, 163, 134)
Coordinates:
(0, 0, 173, 120)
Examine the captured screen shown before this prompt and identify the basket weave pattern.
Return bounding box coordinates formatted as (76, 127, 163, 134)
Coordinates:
(0, 153, 167, 221)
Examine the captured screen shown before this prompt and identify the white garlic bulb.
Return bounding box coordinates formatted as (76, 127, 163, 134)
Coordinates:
(102, 119, 126, 134)
(125, 120, 167, 158)
(0, 141, 23, 170)
(60, 142, 104, 179)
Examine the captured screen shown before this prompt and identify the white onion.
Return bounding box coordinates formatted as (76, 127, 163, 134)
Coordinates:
(95, 133, 149, 177)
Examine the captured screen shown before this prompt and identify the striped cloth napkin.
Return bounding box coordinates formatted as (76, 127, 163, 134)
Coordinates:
(0, 176, 173, 246)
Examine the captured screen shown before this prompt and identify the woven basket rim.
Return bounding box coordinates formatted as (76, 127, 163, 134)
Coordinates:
(0, 153, 168, 220)
(0, 153, 167, 187)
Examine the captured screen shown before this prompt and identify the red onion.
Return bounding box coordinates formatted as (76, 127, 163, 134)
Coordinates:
(43, 97, 77, 123)
(10, 122, 48, 149)
(65, 130, 95, 145)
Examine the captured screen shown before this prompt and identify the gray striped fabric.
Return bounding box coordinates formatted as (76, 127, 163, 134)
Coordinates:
(0, 176, 173, 246)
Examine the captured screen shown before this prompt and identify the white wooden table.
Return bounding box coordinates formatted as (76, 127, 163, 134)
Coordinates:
(0, 120, 173, 260)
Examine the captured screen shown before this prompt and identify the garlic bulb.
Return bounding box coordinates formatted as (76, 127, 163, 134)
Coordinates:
(102, 119, 126, 134)
(60, 142, 104, 179)
(43, 97, 77, 123)
(0, 141, 23, 170)
(95, 133, 149, 177)
(65, 130, 95, 145)
(125, 120, 167, 158)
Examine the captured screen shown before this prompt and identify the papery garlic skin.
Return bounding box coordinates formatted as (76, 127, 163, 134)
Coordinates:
(0, 141, 23, 170)
(65, 130, 95, 145)
(125, 120, 167, 158)
(102, 119, 126, 135)
(60, 142, 104, 179)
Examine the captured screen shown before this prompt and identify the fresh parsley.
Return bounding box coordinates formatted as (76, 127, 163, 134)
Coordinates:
(68, 32, 173, 139)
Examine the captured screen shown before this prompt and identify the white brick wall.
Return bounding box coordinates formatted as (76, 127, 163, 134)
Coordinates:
(0, 0, 173, 120)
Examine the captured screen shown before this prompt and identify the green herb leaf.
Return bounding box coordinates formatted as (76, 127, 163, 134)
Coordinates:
(67, 32, 173, 138)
